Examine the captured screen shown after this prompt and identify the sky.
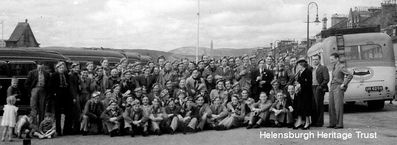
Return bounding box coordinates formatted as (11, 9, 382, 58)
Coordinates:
(0, 0, 384, 51)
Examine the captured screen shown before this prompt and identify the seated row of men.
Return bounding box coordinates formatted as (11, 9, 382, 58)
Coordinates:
(81, 88, 294, 137)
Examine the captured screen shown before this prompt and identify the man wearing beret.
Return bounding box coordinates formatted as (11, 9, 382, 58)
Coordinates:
(81, 92, 105, 135)
(49, 61, 73, 136)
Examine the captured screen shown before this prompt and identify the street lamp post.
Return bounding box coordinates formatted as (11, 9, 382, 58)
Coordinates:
(306, 2, 320, 54)
(196, 0, 200, 63)
(273, 40, 280, 58)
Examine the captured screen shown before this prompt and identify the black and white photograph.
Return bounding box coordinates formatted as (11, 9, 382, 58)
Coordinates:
(0, 0, 396, 145)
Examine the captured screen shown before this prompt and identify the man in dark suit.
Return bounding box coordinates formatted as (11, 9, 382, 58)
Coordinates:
(25, 61, 51, 126)
(49, 62, 73, 135)
(328, 53, 353, 129)
(251, 59, 274, 101)
(311, 54, 329, 127)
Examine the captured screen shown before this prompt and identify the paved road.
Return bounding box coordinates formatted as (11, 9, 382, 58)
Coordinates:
(1, 102, 397, 145)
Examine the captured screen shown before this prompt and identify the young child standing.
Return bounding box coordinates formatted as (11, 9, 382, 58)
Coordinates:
(1, 95, 18, 142)
(7, 77, 21, 100)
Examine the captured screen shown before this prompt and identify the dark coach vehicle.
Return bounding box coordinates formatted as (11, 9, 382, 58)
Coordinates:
(0, 47, 68, 114)
(44, 47, 127, 66)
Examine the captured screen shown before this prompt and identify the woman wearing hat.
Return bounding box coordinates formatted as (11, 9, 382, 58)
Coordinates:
(290, 58, 314, 130)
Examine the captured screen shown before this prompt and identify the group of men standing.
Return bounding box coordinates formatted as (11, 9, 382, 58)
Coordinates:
(23, 52, 353, 137)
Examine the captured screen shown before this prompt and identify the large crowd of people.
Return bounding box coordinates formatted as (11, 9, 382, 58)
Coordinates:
(1, 52, 353, 141)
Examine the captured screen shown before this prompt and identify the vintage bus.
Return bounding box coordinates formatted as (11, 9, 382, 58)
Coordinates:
(0, 47, 68, 113)
(44, 47, 127, 66)
(307, 32, 395, 109)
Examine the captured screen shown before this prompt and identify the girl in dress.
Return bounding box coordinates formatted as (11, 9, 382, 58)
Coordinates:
(1, 95, 18, 142)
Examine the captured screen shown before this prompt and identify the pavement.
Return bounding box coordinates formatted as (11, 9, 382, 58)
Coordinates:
(1, 101, 397, 145)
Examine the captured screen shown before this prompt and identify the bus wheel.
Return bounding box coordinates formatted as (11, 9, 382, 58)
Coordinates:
(367, 100, 385, 110)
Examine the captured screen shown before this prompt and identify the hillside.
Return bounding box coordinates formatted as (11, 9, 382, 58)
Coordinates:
(123, 49, 196, 61)
(168, 46, 255, 57)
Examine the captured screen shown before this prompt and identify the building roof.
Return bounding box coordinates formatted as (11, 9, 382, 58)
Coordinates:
(7, 20, 39, 45)
(329, 18, 348, 29)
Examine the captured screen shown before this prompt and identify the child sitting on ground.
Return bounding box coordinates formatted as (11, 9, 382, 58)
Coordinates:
(33, 113, 56, 139)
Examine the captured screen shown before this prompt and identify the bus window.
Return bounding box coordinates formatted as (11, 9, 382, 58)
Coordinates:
(360, 44, 382, 60)
(0, 62, 10, 77)
(11, 63, 36, 77)
(344, 45, 360, 61)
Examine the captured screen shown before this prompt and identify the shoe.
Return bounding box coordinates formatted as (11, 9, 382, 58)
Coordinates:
(215, 125, 226, 131)
(110, 130, 116, 137)
(142, 131, 149, 137)
(155, 129, 162, 136)
(302, 125, 310, 130)
(253, 124, 260, 128)
(293, 124, 303, 130)
(195, 128, 202, 132)
(182, 126, 187, 134)
(187, 127, 196, 133)
(334, 126, 343, 129)
(130, 130, 135, 137)
(326, 126, 336, 128)
(246, 124, 253, 129)
(82, 131, 87, 136)
(302, 122, 310, 130)
(1, 137, 4, 142)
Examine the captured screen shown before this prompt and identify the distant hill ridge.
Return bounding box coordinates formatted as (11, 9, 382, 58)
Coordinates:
(168, 46, 255, 56)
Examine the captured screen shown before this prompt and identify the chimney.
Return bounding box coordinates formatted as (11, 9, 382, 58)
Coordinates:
(25, 19, 28, 23)
(322, 17, 328, 30)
